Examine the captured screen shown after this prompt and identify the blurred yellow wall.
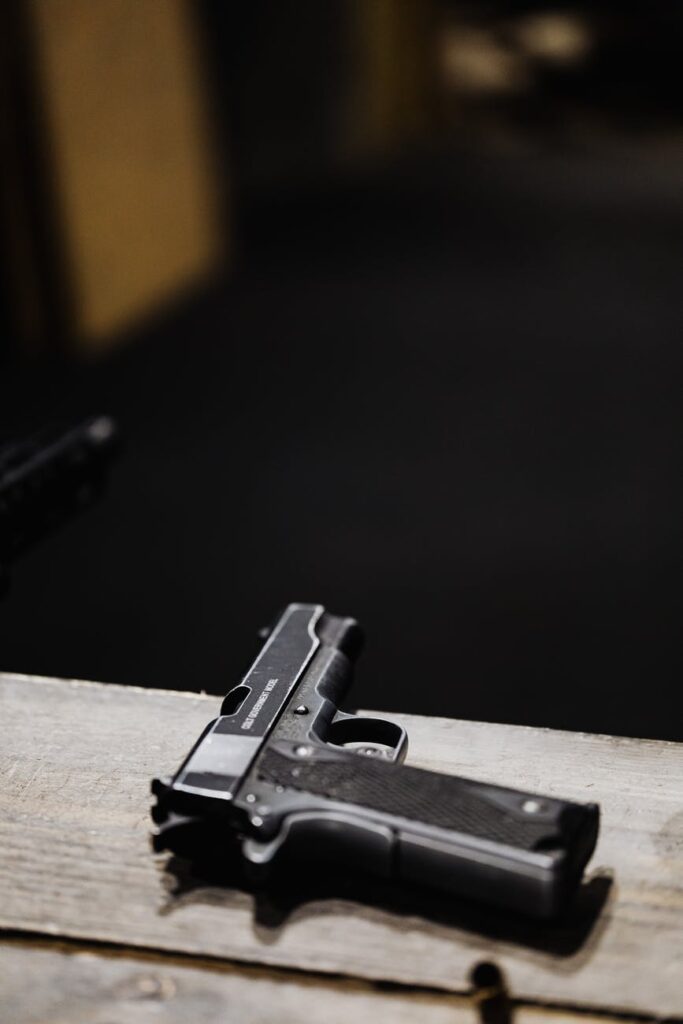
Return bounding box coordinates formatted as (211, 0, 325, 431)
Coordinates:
(30, 0, 224, 350)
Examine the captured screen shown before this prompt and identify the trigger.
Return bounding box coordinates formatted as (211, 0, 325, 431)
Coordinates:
(242, 832, 283, 881)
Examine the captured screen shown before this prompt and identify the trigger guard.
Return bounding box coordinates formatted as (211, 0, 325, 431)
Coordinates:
(328, 713, 408, 763)
(331, 710, 357, 725)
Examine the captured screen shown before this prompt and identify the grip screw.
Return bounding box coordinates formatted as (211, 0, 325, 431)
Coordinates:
(293, 705, 309, 715)
(294, 745, 312, 757)
(522, 799, 544, 814)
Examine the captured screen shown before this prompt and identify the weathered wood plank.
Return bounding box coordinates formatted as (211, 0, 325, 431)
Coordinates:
(0, 940, 476, 1024)
(1, 673, 682, 1017)
(0, 939, 630, 1024)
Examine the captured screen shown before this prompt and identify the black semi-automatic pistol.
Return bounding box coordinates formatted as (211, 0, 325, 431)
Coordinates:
(152, 604, 600, 918)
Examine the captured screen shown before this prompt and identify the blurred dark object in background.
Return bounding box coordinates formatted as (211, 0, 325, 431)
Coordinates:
(0, 416, 119, 597)
(0, 2, 682, 740)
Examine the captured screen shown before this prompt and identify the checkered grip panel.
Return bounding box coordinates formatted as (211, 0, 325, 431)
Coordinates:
(257, 747, 568, 850)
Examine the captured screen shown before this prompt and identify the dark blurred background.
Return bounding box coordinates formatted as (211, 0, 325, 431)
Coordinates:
(1, 1, 682, 739)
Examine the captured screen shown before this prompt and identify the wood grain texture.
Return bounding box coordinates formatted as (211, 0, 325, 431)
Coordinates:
(0, 940, 638, 1024)
(0, 941, 476, 1024)
(0, 939, 630, 1024)
(1, 672, 682, 1018)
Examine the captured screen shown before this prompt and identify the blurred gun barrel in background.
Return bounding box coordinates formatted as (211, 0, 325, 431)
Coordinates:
(0, 415, 119, 596)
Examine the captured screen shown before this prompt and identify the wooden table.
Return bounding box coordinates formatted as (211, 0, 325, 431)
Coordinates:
(1, 672, 681, 1022)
